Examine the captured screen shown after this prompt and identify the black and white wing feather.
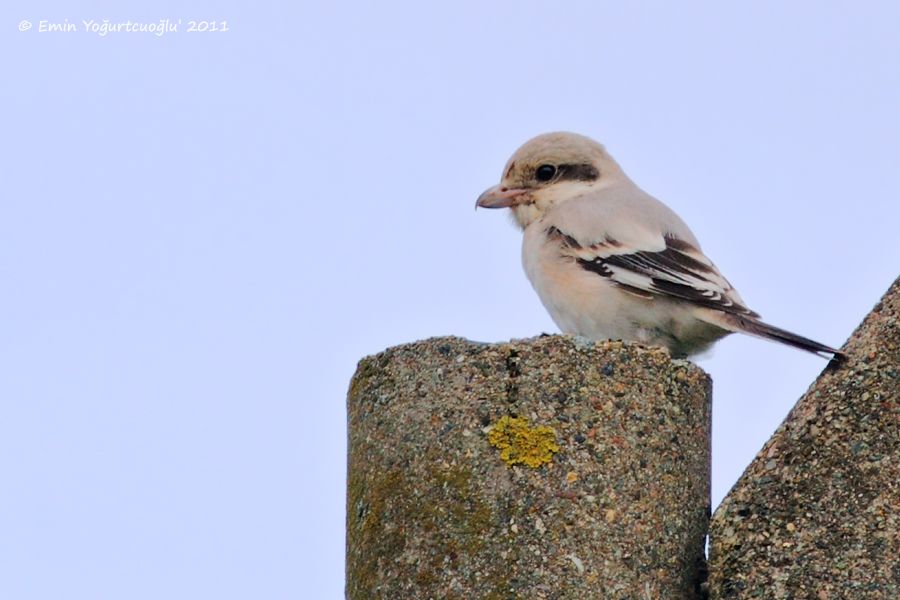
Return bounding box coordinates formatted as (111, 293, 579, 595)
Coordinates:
(545, 225, 842, 357)
(547, 226, 757, 317)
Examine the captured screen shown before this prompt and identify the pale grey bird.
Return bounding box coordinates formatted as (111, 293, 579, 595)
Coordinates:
(476, 132, 842, 359)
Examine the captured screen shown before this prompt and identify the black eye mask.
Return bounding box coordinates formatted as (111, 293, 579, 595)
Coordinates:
(555, 163, 600, 182)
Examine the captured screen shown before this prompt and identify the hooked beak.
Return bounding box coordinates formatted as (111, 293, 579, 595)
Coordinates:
(475, 184, 531, 209)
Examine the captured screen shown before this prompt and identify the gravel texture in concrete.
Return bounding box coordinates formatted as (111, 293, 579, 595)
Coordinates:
(709, 277, 900, 599)
(347, 336, 711, 599)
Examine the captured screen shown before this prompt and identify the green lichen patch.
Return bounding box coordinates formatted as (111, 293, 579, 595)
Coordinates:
(487, 415, 560, 468)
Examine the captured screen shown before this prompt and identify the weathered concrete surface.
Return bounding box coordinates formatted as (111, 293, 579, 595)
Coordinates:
(347, 336, 711, 599)
(709, 277, 900, 599)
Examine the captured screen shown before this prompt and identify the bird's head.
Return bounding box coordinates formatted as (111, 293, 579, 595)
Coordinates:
(476, 132, 626, 228)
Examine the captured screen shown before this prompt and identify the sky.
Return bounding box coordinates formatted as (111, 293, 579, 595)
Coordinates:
(2, 1, 898, 598)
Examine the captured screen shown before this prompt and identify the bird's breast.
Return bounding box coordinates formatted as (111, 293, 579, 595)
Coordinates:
(521, 223, 624, 337)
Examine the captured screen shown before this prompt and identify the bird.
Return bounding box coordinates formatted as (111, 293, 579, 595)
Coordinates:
(476, 132, 843, 359)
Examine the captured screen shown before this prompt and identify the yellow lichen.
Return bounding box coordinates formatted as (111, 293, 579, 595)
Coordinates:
(487, 416, 559, 468)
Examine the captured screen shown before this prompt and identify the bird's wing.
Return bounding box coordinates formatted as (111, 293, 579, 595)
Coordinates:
(546, 225, 759, 317)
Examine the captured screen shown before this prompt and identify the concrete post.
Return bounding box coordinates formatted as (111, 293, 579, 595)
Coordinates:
(347, 336, 711, 599)
(709, 277, 900, 599)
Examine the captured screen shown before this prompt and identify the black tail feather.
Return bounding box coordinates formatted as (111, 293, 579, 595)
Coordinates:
(726, 315, 846, 360)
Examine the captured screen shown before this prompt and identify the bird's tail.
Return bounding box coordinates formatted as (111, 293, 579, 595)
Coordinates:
(713, 313, 845, 360)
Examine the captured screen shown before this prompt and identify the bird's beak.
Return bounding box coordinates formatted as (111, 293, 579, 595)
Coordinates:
(475, 184, 530, 209)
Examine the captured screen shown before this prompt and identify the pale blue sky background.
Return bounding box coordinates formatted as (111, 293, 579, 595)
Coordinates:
(2, 2, 898, 598)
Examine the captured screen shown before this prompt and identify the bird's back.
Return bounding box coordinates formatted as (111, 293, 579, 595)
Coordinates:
(542, 181, 700, 250)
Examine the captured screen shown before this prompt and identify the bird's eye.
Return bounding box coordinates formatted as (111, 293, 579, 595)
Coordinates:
(535, 164, 557, 182)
